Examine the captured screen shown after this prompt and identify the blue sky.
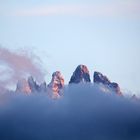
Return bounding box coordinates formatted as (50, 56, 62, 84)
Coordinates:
(0, 0, 140, 94)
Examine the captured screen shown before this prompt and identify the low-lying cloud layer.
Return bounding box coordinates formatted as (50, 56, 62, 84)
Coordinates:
(0, 84, 140, 140)
(0, 47, 45, 90)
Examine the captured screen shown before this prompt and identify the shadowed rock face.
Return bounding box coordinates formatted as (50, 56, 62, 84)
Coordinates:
(48, 71, 64, 99)
(28, 76, 40, 93)
(69, 65, 91, 84)
(94, 72, 110, 85)
(94, 71, 122, 95)
(109, 82, 122, 95)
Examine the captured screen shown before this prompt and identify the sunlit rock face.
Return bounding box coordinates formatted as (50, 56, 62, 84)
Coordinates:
(94, 71, 122, 95)
(47, 71, 64, 99)
(16, 79, 31, 94)
(16, 76, 42, 94)
(69, 65, 91, 84)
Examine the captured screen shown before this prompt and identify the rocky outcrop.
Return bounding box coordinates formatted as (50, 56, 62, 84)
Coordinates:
(15, 65, 123, 97)
(94, 71, 122, 95)
(16, 79, 31, 94)
(16, 72, 64, 98)
(109, 82, 122, 95)
(47, 71, 64, 99)
(94, 71, 110, 85)
(28, 76, 40, 93)
(16, 76, 43, 94)
(69, 65, 91, 84)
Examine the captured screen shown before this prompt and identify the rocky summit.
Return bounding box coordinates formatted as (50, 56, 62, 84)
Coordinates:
(16, 76, 44, 94)
(94, 71, 110, 85)
(16, 78, 31, 94)
(94, 71, 122, 95)
(69, 65, 91, 84)
(28, 76, 40, 93)
(47, 71, 64, 99)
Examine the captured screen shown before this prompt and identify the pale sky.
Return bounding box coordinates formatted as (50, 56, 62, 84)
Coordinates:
(0, 0, 140, 94)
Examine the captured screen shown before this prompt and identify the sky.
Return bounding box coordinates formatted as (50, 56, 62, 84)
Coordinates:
(0, 0, 140, 94)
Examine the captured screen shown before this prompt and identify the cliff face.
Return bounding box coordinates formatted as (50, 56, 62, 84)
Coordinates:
(47, 71, 64, 99)
(94, 71, 122, 95)
(16, 79, 31, 94)
(69, 65, 91, 84)
(16, 76, 44, 94)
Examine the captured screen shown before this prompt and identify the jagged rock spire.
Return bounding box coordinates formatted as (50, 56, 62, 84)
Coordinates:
(28, 76, 40, 93)
(69, 65, 91, 84)
(94, 71, 110, 85)
(16, 78, 31, 94)
(16, 76, 43, 94)
(94, 71, 122, 95)
(48, 71, 64, 99)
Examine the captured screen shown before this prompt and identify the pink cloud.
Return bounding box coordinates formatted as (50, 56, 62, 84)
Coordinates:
(13, 1, 140, 18)
(0, 47, 45, 90)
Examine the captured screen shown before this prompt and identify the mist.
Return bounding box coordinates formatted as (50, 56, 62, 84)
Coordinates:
(0, 47, 45, 90)
(0, 84, 140, 140)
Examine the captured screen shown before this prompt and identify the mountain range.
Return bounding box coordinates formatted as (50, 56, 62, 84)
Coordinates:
(16, 65, 123, 99)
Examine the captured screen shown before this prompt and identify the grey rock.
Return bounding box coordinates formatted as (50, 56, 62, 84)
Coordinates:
(69, 65, 91, 84)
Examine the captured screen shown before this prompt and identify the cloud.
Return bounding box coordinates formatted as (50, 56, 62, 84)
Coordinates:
(0, 47, 45, 90)
(13, 1, 140, 18)
(0, 84, 140, 140)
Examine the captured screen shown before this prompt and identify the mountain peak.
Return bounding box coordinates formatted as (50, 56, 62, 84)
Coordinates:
(94, 71, 122, 95)
(28, 76, 40, 92)
(94, 71, 110, 85)
(48, 71, 64, 99)
(69, 65, 91, 84)
(16, 78, 31, 94)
